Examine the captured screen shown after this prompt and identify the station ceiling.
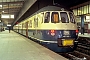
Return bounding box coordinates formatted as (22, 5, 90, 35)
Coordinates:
(0, 0, 26, 26)
(54, 0, 89, 8)
(0, 0, 89, 27)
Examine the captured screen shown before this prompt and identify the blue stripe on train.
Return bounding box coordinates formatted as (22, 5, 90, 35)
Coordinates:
(42, 30, 77, 40)
(22, 29, 77, 52)
(19, 29, 77, 41)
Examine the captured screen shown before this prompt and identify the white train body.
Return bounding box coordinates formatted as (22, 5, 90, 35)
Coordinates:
(13, 6, 78, 52)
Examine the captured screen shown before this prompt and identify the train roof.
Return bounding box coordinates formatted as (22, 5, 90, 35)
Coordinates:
(29, 6, 69, 17)
(36, 6, 68, 13)
(23, 6, 71, 23)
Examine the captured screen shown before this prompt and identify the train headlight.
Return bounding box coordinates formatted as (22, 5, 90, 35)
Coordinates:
(63, 31, 70, 35)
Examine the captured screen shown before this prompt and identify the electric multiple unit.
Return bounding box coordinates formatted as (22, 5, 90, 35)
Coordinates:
(13, 6, 78, 52)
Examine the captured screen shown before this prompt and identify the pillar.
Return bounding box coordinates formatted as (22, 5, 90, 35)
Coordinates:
(81, 15, 85, 34)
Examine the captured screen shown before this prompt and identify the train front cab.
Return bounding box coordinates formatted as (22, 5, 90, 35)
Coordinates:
(14, 9, 78, 53)
(43, 30, 78, 53)
(42, 11, 78, 52)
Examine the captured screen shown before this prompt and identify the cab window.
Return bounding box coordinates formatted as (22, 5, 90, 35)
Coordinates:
(51, 12, 59, 23)
(44, 12, 50, 23)
(60, 12, 69, 23)
(69, 12, 75, 23)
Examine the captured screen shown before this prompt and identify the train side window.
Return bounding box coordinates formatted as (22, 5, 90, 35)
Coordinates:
(51, 12, 59, 23)
(60, 12, 69, 23)
(34, 17, 38, 27)
(29, 20, 32, 28)
(44, 12, 50, 23)
(69, 12, 76, 23)
(41, 12, 44, 23)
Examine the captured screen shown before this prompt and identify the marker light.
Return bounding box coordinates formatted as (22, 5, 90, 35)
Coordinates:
(76, 30, 78, 33)
(50, 30, 55, 36)
(51, 30, 55, 33)
(76, 30, 78, 35)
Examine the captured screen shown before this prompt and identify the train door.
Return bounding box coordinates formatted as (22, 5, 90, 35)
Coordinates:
(22, 23, 23, 34)
(26, 21, 28, 37)
(18, 24, 19, 32)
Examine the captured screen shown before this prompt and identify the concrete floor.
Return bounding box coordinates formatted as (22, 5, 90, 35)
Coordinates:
(0, 30, 67, 60)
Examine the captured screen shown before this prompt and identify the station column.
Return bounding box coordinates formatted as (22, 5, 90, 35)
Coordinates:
(81, 15, 85, 34)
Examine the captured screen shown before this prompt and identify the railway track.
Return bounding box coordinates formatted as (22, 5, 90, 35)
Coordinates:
(59, 37, 90, 60)
(77, 37, 90, 55)
(60, 50, 90, 60)
(76, 45, 90, 55)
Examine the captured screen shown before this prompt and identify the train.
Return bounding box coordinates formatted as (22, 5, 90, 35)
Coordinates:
(13, 6, 78, 52)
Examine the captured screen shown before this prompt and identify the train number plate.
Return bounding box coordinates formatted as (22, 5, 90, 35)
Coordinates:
(62, 40, 73, 46)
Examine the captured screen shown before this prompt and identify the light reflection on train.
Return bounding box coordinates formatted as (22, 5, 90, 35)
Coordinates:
(13, 6, 78, 52)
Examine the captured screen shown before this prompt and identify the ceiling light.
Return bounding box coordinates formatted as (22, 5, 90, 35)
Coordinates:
(11, 15, 14, 18)
(86, 16, 90, 20)
(0, 5, 2, 7)
(0, 20, 1, 22)
(1, 14, 9, 18)
(2, 11, 4, 12)
(7, 24, 11, 26)
(1, 14, 14, 19)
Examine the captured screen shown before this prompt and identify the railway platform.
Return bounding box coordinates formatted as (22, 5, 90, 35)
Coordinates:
(78, 33, 90, 38)
(0, 30, 67, 60)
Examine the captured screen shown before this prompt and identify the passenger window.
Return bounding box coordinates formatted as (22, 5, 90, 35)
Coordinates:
(69, 12, 75, 23)
(44, 12, 50, 23)
(60, 12, 69, 23)
(51, 12, 59, 23)
(29, 20, 32, 28)
(41, 13, 44, 23)
(34, 17, 38, 27)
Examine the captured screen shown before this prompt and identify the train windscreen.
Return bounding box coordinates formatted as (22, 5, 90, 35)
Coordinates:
(44, 12, 50, 23)
(60, 12, 69, 23)
(51, 12, 59, 23)
(69, 12, 76, 23)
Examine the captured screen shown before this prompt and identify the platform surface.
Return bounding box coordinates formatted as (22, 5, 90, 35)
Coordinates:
(78, 33, 90, 38)
(0, 30, 68, 60)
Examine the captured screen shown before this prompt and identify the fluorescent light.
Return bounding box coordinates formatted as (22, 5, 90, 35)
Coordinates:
(7, 24, 11, 26)
(86, 16, 90, 19)
(11, 15, 14, 18)
(0, 5, 2, 7)
(0, 20, 1, 22)
(2, 11, 4, 12)
(1, 14, 14, 18)
(1, 14, 9, 18)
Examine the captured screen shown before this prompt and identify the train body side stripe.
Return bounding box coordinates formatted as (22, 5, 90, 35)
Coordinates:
(29, 36, 57, 43)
